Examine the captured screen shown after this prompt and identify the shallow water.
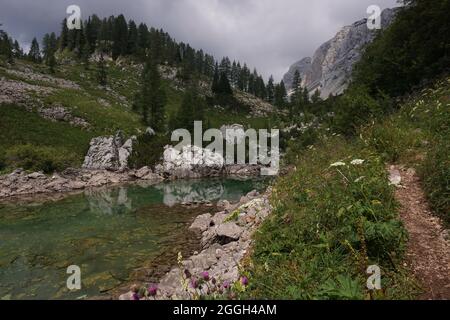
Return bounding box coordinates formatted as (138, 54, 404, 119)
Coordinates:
(0, 178, 268, 300)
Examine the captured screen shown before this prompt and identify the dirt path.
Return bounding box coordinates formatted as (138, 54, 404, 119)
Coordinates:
(389, 165, 450, 300)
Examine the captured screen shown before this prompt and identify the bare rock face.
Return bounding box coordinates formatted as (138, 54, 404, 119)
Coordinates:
(162, 145, 225, 179)
(283, 8, 397, 99)
(83, 131, 136, 171)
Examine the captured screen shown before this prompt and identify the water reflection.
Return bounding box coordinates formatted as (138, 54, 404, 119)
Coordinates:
(154, 180, 225, 207)
(0, 178, 268, 299)
(83, 178, 267, 215)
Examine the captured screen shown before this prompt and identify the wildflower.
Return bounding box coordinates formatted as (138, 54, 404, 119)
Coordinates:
(132, 293, 140, 300)
(223, 281, 230, 289)
(190, 278, 199, 289)
(330, 161, 346, 167)
(351, 159, 365, 165)
(148, 284, 158, 297)
(240, 276, 249, 286)
(201, 271, 210, 282)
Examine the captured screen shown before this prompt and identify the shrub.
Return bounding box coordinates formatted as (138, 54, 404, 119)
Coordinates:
(332, 86, 388, 136)
(4, 144, 79, 173)
(420, 139, 450, 227)
(361, 118, 425, 163)
(128, 133, 170, 169)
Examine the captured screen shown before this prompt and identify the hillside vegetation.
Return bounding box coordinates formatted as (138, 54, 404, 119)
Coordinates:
(244, 0, 449, 299)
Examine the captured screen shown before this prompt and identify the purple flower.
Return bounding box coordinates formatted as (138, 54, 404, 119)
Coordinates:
(201, 271, 210, 281)
(132, 293, 140, 300)
(240, 276, 249, 286)
(190, 278, 199, 289)
(148, 284, 158, 297)
(223, 281, 230, 289)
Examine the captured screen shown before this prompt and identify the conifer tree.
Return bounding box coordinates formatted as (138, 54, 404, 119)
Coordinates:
(59, 19, 69, 50)
(134, 56, 167, 131)
(218, 71, 232, 95)
(211, 63, 220, 94)
(28, 38, 41, 63)
(266, 75, 275, 103)
(170, 86, 205, 133)
(311, 89, 321, 104)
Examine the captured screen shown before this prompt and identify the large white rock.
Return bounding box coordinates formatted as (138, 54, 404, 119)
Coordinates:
(162, 145, 225, 177)
(83, 131, 135, 171)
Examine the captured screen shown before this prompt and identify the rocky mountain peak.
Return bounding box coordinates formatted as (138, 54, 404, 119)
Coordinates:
(283, 8, 398, 99)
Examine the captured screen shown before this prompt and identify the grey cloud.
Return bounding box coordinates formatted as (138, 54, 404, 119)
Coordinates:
(0, 0, 399, 81)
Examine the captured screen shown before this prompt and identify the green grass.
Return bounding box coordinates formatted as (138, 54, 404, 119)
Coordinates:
(361, 77, 450, 226)
(244, 137, 418, 300)
(0, 104, 95, 169)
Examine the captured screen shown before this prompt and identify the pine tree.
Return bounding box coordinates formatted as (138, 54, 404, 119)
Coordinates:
(266, 75, 275, 103)
(274, 80, 287, 108)
(302, 87, 310, 105)
(218, 71, 232, 95)
(170, 86, 205, 133)
(13, 40, 23, 58)
(291, 70, 301, 103)
(211, 63, 220, 94)
(28, 38, 41, 63)
(311, 89, 321, 104)
(127, 20, 138, 55)
(134, 56, 167, 131)
(59, 19, 69, 50)
(112, 14, 128, 59)
(97, 53, 107, 86)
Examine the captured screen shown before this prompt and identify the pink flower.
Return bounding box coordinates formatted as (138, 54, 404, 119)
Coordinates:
(240, 276, 249, 286)
(201, 271, 210, 281)
(148, 284, 158, 297)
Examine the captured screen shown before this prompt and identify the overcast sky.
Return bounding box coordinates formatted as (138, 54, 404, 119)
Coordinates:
(1, 0, 399, 81)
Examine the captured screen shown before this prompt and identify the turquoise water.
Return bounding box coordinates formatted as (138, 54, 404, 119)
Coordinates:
(0, 178, 267, 300)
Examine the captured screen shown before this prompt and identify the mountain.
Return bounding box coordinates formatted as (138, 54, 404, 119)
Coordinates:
(283, 8, 397, 99)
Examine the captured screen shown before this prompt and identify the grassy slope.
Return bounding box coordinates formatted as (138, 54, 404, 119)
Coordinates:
(0, 57, 272, 172)
(245, 77, 450, 300)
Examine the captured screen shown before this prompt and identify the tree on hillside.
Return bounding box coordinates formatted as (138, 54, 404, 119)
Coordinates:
(311, 89, 321, 104)
(218, 71, 233, 95)
(291, 70, 301, 102)
(112, 14, 128, 60)
(134, 56, 167, 131)
(211, 63, 220, 94)
(59, 19, 69, 50)
(43, 33, 58, 72)
(28, 38, 41, 63)
(127, 20, 138, 55)
(97, 53, 107, 86)
(169, 86, 205, 133)
(13, 40, 23, 58)
(266, 75, 275, 103)
(274, 80, 287, 108)
(302, 87, 310, 105)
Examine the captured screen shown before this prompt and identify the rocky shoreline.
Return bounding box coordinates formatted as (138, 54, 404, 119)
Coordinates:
(0, 164, 266, 199)
(119, 188, 271, 300)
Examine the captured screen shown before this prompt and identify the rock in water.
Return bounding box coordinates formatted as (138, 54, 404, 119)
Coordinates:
(83, 131, 135, 171)
(283, 8, 397, 99)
